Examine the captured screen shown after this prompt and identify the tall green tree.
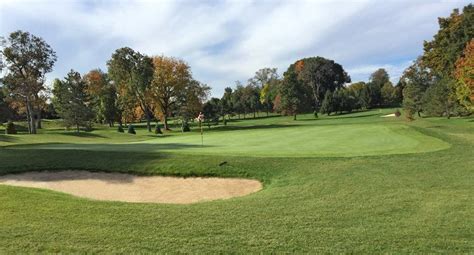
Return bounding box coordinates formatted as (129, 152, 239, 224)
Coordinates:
(381, 81, 399, 106)
(249, 68, 279, 116)
(248, 67, 279, 88)
(231, 82, 245, 119)
(402, 57, 436, 117)
(422, 4, 474, 78)
(422, 77, 459, 118)
(348, 82, 370, 109)
(291, 57, 350, 117)
(84, 69, 118, 127)
(0, 87, 14, 123)
(174, 79, 210, 130)
(279, 65, 310, 120)
(107, 47, 154, 131)
(221, 87, 233, 120)
(243, 84, 260, 118)
(367, 68, 390, 107)
(320, 90, 334, 115)
(0, 30, 57, 134)
(52, 70, 94, 132)
(259, 78, 280, 117)
(421, 4, 473, 113)
(202, 98, 221, 128)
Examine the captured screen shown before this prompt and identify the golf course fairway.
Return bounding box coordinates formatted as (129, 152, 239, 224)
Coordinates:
(0, 109, 472, 253)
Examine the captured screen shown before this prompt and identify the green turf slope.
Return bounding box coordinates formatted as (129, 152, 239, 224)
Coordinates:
(5, 111, 449, 157)
(0, 110, 472, 253)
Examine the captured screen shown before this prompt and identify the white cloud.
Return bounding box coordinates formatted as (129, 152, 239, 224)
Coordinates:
(0, 0, 470, 96)
(346, 60, 414, 84)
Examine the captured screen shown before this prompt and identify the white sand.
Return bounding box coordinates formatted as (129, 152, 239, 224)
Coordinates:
(0, 171, 262, 204)
(381, 113, 396, 117)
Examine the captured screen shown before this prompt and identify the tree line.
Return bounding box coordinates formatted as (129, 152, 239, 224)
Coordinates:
(203, 60, 403, 124)
(0, 32, 210, 133)
(206, 3, 472, 123)
(1, 4, 472, 133)
(401, 4, 473, 119)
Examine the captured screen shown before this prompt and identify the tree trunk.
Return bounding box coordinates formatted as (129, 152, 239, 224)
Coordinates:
(146, 117, 151, 132)
(26, 98, 37, 134)
(163, 115, 169, 130)
(76, 123, 80, 132)
(312, 84, 320, 118)
(36, 108, 42, 129)
(293, 114, 297, 120)
(253, 111, 256, 119)
(25, 99, 32, 134)
(145, 110, 152, 132)
(446, 103, 451, 119)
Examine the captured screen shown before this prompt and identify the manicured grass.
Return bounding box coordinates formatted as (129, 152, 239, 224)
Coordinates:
(2, 109, 449, 157)
(0, 109, 472, 253)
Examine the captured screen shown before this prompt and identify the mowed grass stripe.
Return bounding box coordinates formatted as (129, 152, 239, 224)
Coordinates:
(12, 122, 449, 157)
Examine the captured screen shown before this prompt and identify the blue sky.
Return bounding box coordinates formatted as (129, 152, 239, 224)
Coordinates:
(0, 0, 470, 96)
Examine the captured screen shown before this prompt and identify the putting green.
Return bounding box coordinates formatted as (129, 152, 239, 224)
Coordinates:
(143, 123, 449, 157)
(17, 123, 450, 157)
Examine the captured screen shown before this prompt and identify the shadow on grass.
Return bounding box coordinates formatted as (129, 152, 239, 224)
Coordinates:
(0, 170, 136, 183)
(207, 124, 300, 132)
(327, 112, 381, 119)
(9, 142, 215, 152)
(0, 135, 19, 143)
(295, 112, 380, 121)
(59, 132, 107, 138)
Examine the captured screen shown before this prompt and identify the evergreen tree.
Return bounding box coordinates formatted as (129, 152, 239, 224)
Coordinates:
(402, 58, 435, 117)
(0, 88, 13, 123)
(422, 77, 459, 118)
(320, 90, 334, 115)
(279, 66, 307, 120)
(221, 87, 233, 119)
(202, 98, 221, 128)
(52, 70, 94, 132)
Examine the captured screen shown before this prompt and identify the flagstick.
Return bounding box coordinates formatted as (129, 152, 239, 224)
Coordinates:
(197, 112, 204, 147)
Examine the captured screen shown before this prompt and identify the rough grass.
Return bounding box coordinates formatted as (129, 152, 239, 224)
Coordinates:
(0, 109, 472, 253)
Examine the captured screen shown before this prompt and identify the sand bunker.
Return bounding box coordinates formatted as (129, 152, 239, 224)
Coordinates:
(0, 171, 262, 204)
(381, 113, 396, 117)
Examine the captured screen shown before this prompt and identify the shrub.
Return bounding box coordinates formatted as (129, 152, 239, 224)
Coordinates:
(155, 123, 162, 134)
(182, 122, 190, 132)
(394, 109, 401, 117)
(405, 109, 415, 121)
(117, 125, 124, 133)
(5, 121, 17, 134)
(127, 125, 136, 134)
